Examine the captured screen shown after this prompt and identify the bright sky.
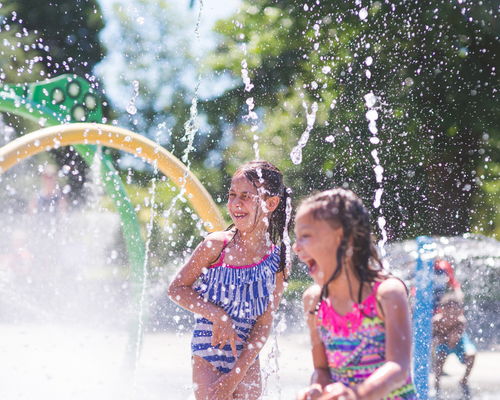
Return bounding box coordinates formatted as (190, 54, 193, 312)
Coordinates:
(97, 0, 241, 52)
(95, 0, 242, 107)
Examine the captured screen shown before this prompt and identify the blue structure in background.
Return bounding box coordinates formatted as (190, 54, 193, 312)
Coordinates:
(412, 236, 435, 399)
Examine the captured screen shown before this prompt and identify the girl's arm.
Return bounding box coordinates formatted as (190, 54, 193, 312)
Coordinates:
(349, 278, 413, 400)
(297, 285, 332, 400)
(208, 270, 287, 399)
(167, 233, 241, 355)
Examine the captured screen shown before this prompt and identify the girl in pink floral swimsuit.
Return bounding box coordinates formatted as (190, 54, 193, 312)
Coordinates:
(294, 189, 418, 400)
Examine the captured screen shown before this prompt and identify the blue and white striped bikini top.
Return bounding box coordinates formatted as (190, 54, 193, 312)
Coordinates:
(193, 241, 281, 319)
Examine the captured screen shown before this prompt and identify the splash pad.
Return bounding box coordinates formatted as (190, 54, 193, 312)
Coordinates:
(0, 72, 224, 363)
(0, 73, 228, 398)
(0, 0, 498, 396)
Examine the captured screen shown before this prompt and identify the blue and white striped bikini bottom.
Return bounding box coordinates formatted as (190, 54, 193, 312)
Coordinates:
(191, 315, 257, 374)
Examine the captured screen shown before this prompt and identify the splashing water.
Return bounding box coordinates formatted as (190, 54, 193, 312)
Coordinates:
(241, 56, 259, 160)
(236, 13, 260, 160)
(364, 91, 388, 256)
(132, 158, 158, 398)
(282, 189, 293, 277)
(262, 314, 287, 399)
(194, 0, 204, 46)
(88, 145, 104, 209)
(126, 80, 139, 115)
(261, 189, 292, 399)
(243, 96, 260, 161)
(162, 0, 206, 237)
(290, 101, 318, 165)
(241, 59, 254, 93)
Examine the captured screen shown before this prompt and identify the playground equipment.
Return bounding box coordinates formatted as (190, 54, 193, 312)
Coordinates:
(0, 75, 224, 360)
(0, 123, 224, 232)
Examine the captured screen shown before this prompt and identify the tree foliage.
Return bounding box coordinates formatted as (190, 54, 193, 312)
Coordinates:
(0, 0, 107, 199)
(2, 0, 105, 79)
(203, 0, 500, 240)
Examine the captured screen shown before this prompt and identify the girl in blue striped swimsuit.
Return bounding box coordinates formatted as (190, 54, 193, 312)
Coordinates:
(168, 161, 290, 400)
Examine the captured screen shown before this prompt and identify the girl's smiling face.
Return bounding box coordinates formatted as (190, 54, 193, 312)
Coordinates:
(292, 205, 343, 286)
(228, 173, 267, 232)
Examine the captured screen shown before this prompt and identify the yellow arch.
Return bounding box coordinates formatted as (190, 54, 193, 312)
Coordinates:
(0, 123, 225, 231)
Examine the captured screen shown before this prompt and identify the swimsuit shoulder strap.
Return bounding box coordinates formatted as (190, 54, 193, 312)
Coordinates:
(219, 238, 228, 263)
(209, 238, 228, 268)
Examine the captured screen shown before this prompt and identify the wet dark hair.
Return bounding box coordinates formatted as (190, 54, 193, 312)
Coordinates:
(222, 160, 290, 277)
(299, 188, 383, 305)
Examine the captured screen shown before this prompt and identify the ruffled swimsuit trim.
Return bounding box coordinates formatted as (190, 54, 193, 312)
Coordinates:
(209, 242, 276, 269)
(317, 281, 381, 338)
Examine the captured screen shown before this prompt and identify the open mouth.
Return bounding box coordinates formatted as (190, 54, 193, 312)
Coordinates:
(305, 258, 317, 275)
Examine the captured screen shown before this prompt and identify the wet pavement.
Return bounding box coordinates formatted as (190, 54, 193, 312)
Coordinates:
(1, 324, 499, 399)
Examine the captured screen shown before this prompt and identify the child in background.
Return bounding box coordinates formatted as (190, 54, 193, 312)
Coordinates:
(433, 293, 476, 400)
(168, 161, 290, 400)
(294, 188, 418, 400)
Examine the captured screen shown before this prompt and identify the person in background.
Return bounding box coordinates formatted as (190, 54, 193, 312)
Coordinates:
(29, 163, 68, 275)
(433, 259, 464, 311)
(29, 163, 68, 216)
(432, 293, 476, 400)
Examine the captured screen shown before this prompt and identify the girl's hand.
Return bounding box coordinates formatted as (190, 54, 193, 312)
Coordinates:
(208, 370, 241, 400)
(296, 383, 323, 400)
(318, 382, 357, 400)
(211, 314, 242, 357)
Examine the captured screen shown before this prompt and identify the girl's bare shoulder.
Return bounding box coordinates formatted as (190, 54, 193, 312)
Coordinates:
(303, 284, 322, 313)
(377, 277, 407, 298)
(194, 230, 236, 261)
(203, 230, 233, 245)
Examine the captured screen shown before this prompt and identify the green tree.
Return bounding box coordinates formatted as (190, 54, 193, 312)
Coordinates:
(0, 0, 107, 196)
(203, 0, 500, 240)
(2, 0, 105, 78)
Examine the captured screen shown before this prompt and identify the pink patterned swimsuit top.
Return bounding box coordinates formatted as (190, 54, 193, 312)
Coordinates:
(316, 281, 418, 400)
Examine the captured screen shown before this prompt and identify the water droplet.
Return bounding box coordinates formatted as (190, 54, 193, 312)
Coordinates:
(364, 92, 379, 108)
(366, 109, 378, 121)
(127, 80, 139, 115)
(126, 104, 137, 115)
(321, 66, 331, 74)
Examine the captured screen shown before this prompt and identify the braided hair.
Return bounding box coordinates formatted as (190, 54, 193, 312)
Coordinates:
(300, 188, 383, 306)
(220, 161, 291, 277)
